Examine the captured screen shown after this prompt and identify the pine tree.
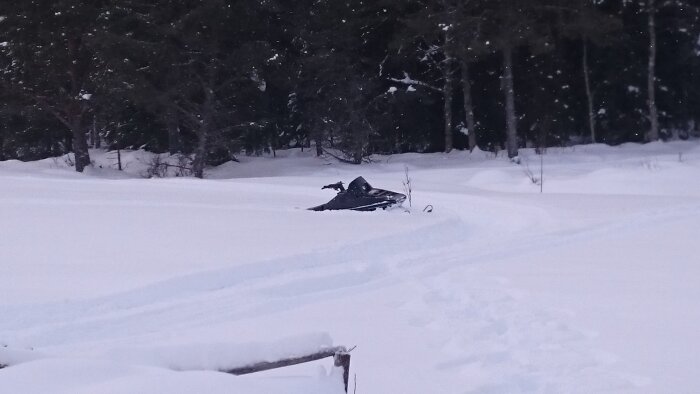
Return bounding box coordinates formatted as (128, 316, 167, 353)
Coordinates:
(0, 0, 112, 171)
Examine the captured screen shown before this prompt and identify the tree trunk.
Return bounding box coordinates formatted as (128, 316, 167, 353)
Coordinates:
(166, 106, 182, 155)
(65, 35, 91, 172)
(91, 115, 101, 149)
(192, 86, 214, 179)
(537, 112, 552, 154)
(192, 129, 207, 178)
(309, 122, 323, 156)
(442, 31, 455, 153)
(71, 117, 91, 172)
(352, 134, 362, 164)
(502, 44, 518, 159)
(351, 117, 369, 164)
(0, 125, 5, 161)
(582, 40, 597, 143)
(315, 135, 323, 157)
(443, 74, 454, 153)
(460, 59, 477, 151)
(352, 146, 362, 164)
(647, 0, 659, 141)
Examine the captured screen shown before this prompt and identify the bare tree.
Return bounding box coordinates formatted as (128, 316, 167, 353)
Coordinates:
(646, 0, 660, 141)
(459, 57, 478, 151)
(485, 0, 536, 159)
(562, 1, 621, 144)
(390, 0, 478, 153)
(442, 27, 457, 153)
(453, 0, 484, 152)
(502, 40, 518, 159)
(581, 41, 596, 142)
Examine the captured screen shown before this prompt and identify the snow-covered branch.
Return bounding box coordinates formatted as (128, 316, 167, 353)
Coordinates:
(388, 72, 443, 93)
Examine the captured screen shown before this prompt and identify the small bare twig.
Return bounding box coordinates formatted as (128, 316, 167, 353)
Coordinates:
(143, 154, 193, 178)
(522, 156, 540, 186)
(64, 153, 75, 168)
(540, 151, 543, 193)
(402, 165, 412, 208)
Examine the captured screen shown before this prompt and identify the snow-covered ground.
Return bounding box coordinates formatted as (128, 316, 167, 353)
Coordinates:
(1, 141, 699, 393)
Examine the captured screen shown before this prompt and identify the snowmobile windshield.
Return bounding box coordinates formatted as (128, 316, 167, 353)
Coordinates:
(347, 176, 372, 195)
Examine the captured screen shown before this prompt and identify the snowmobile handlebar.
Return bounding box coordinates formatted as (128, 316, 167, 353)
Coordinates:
(321, 181, 345, 192)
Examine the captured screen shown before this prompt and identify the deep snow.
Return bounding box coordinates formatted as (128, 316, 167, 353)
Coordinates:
(1, 141, 699, 393)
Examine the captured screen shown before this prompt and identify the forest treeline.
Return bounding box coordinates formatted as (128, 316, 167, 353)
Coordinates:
(1, 0, 699, 176)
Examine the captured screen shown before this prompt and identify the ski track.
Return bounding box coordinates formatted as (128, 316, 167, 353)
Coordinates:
(3, 144, 700, 393)
(3, 185, 691, 392)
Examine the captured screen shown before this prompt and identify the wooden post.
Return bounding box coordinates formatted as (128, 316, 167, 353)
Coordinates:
(334, 351, 351, 393)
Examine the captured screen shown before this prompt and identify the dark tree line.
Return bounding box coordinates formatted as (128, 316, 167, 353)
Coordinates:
(1, 0, 699, 175)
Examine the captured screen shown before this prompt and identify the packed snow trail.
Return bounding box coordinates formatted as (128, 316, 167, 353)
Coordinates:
(1, 141, 699, 393)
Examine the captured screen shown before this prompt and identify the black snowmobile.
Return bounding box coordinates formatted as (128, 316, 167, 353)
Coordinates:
(309, 176, 407, 212)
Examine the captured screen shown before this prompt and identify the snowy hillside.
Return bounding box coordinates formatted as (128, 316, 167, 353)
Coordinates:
(1, 141, 700, 393)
